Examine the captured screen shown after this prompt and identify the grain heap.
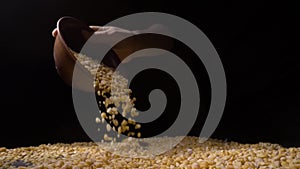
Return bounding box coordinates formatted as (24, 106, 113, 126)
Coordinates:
(1, 136, 300, 168)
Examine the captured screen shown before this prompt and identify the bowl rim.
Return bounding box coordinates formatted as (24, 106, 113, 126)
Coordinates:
(56, 16, 95, 62)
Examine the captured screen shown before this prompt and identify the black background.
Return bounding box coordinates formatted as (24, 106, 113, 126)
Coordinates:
(0, 0, 299, 148)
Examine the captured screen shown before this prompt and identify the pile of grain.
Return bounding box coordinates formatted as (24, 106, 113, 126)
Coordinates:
(1, 136, 300, 168)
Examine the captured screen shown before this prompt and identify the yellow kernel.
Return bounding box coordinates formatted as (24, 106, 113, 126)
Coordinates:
(104, 134, 112, 141)
(121, 120, 128, 126)
(101, 113, 107, 119)
(128, 118, 136, 125)
(106, 124, 111, 132)
(113, 119, 119, 126)
(95, 117, 101, 123)
(135, 124, 141, 129)
(117, 127, 122, 134)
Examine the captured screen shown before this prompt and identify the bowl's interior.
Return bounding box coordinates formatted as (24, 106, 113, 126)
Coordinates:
(54, 16, 123, 92)
(57, 16, 95, 54)
(57, 16, 121, 69)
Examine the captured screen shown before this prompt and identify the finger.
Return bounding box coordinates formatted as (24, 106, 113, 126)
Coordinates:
(90, 26, 112, 32)
(52, 28, 58, 37)
(85, 26, 135, 47)
(89, 25, 101, 31)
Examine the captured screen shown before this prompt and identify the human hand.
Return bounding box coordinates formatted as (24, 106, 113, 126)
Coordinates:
(52, 24, 172, 63)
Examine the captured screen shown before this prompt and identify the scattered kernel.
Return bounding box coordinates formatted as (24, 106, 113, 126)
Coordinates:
(106, 124, 111, 132)
(103, 134, 112, 141)
(117, 127, 122, 134)
(121, 120, 128, 126)
(135, 124, 141, 129)
(113, 119, 119, 127)
(95, 117, 101, 123)
(101, 113, 107, 119)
